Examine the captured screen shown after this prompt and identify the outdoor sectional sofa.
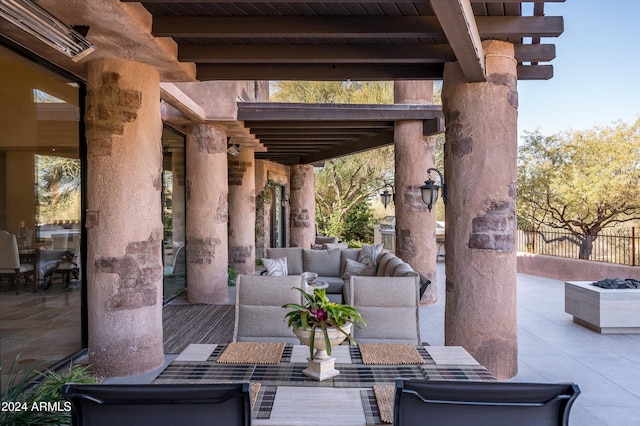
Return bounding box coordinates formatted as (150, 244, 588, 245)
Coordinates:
(264, 246, 419, 303)
(251, 246, 422, 344)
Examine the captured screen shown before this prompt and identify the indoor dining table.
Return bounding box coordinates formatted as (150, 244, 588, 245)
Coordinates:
(154, 342, 495, 426)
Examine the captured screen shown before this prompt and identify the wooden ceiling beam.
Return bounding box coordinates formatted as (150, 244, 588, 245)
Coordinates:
(181, 43, 554, 65)
(245, 120, 393, 129)
(197, 63, 444, 80)
(179, 44, 455, 64)
(517, 64, 553, 80)
(300, 131, 394, 165)
(514, 44, 555, 62)
(430, 0, 485, 82)
(152, 16, 563, 39)
(251, 129, 380, 136)
(238, 103, 443, 121)
(477, 16, 563, 38)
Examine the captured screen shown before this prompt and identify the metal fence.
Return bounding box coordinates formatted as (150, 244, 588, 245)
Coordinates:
(516, 226, 639, 266)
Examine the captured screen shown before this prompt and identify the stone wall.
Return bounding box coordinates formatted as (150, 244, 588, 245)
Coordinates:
(517, 252, 640, 281)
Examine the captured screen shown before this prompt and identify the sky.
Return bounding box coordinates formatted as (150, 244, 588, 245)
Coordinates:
(517, 0, 640, 139)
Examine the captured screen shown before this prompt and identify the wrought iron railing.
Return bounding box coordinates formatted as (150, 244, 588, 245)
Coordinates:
(516, 226, 639, 267)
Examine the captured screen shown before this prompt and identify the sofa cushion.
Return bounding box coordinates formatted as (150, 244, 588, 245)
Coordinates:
(382, 257, 403, 277)
(340, 249, 360, 275)
(262, 257, 288, 276)
(393, 263, 419, 278)
(376, 252, 396, 277)
(302, 248, 341, 276)
(316, 276, 345, 294)
(266, 247, 303, 275)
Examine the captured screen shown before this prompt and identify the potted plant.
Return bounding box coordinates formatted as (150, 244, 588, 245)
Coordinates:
(283, 287, 365, 360)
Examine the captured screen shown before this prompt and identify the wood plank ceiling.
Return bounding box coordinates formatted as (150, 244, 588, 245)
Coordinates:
(123, 0, 564, 81)
(124, 0, 564, 165)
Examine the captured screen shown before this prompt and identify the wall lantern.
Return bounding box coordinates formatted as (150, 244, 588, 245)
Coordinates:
(379, 185, 395, 209)
(281, 191, 290, 207)
(0, 0, 95, 62)
(419, 168, 446, 212)
(227, 138, 241, 156)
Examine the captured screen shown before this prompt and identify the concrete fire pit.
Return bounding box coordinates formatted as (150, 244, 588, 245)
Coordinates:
(565, 281, 640, 334)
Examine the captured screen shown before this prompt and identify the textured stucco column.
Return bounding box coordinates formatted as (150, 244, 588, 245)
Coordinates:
(289, 164, 315, 248)
(185, 124, 229, 304)
(394, 81, 438, 304)
(442, 40, 519, 379)
(228, 148, 256, 274)
(85, 58, 164, 377)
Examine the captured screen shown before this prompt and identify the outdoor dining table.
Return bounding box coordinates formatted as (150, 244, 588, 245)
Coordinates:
(154, 342, 496, 426)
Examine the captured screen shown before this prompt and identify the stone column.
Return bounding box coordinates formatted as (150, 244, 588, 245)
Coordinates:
(394, 81, 438, 304)
(289, 164, 315, 248)
(85, 57, 164, 377)
(185, 124, 229, 304)
(228, 148, 256, 274)
(442, 40, 519, 379)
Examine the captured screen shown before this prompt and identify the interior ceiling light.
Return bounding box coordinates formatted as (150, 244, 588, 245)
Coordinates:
(0, 0, 95, 62)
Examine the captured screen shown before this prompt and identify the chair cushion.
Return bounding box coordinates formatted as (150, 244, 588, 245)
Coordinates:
(349, 276, 420, 344)
(262, 257, 288, 276)
(235, 275, 304, 343)
(315, 236, 338, 244)
(302, 248, 341, 277)
(266, 247, 303, 275)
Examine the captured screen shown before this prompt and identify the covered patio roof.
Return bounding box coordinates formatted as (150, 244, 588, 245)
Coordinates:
(237, 101, 443, 165)
(123, 0, 563, 82)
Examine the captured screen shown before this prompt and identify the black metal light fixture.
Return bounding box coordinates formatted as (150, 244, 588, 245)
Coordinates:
(226, 138, 241, 156)
(281, 191, 290, 206)
(419, 168, 446, 212)
(379, 184, 395, 209)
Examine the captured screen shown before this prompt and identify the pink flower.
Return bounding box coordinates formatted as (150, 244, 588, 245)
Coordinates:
(310, 307, 327, 321)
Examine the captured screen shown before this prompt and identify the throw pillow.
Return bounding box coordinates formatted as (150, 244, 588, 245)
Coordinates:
(358, 243, 382, 267)
(262, 257, 288, 276)
(341, 258, 367, 279)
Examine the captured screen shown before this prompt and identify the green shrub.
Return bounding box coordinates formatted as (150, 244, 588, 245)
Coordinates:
(1, 357, 96, 426)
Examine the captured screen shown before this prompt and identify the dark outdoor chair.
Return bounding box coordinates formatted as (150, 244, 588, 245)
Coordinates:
(60, 383, 251, 426)
(394, 379, 580, 426)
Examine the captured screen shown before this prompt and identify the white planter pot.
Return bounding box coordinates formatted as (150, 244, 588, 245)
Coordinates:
(293, 322, 352, 359)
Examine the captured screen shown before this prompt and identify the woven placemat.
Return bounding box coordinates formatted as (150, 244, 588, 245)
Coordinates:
(217, 342, 285, 364)
(359, 343, 425, 365)
(373, 385, 395, 424)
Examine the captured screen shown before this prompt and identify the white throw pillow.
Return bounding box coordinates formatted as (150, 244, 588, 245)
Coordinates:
(262, 257, 288, 276)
